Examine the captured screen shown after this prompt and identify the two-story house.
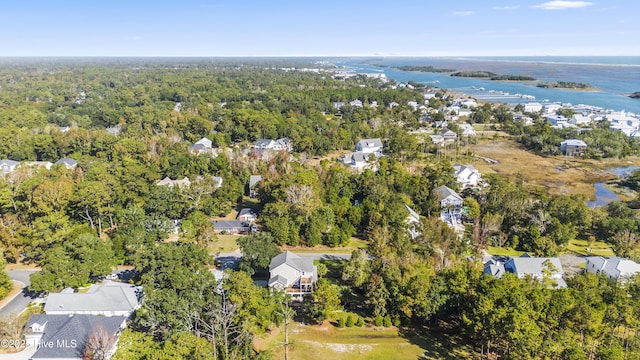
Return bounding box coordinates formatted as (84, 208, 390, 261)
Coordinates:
(268, 251, 318, 299)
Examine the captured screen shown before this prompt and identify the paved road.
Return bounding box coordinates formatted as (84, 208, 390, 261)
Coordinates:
(0, 270, 40, 317)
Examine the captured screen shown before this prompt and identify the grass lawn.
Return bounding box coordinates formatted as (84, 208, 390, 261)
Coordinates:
(566, 239, 616, 257)
(207, 234, 241, 253)
(470, 140, 640, 198)
(284, 237, 368, 254)
(487, 246, 525, 257)
(255, 321, 473, 360)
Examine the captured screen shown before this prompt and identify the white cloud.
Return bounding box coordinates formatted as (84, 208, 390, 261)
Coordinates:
(531, 1, 593, 10)
(493, 5, 521, 10)
(453, 10, 474, 16)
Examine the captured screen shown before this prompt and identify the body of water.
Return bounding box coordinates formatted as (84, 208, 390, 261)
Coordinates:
(587, 166, 640, 208)
(343, 57, 640, 113)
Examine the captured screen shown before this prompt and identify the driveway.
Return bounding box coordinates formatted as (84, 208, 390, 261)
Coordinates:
(0, 270, 40, 317)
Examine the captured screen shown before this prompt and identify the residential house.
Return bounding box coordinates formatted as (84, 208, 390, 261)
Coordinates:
(453, 164, 481, 188)
(248, 175, 263, 198)
(546, 114, 567, 125)
(349, 99, 363, 108)
(268, 251, 318, 299)
(237, 208, 258, 222)
(523, 102, 543, 113)
(355, 138, 383, 154)
(25, 314, 127, 359)
(54, 157, 78, 170)
(585, 256, 640, 281)
(570, 114, 593, 126)
(106, 124, 122, 136)
(434, 185, 464, 231)
(429, 135, 445, 146)
(189, 137, 214, 155)
(212, 220, 251, 234)
(484, 255, 567, 288)
(340, 151, 377, 171)
(157, 176, 191, 188)
(0, 159, 19, 174)
(439, 129, 457, 142)
(405, 204, 421, 240)
(460, 123, 476, 137)
(544, 103, 563, 114)
(560, 139, 587, 156)
(44, 281, 142, 317)
(333, 102, 345, 111)
(254, 138, 292, 152)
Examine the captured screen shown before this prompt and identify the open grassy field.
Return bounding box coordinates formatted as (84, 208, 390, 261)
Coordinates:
(566, 239, 616, 257)
(207, 234, 241, 253)
(487, 246, 525, 257)
(255, 321, 474, 360)
(282, 237, 368, 254)
(470, 140, 640, 198)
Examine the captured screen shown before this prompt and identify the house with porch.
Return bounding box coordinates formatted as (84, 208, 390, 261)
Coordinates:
(268, 251, 317, 299)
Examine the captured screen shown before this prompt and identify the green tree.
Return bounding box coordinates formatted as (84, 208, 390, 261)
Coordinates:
(237, 233, 280, 276)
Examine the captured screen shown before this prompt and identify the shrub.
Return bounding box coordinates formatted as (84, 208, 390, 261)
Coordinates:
(337, 317, 346, 328)
(355, 316, 365, 327)
(383, 315, 392, 327)
(345, 314, 354, 327)
(374, 315, 383, 327)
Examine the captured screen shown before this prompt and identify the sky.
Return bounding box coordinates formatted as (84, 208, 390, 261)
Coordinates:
(0, 0, 638, 57)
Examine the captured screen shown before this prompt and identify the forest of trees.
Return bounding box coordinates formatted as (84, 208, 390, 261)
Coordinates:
(1, 59, 640, 359)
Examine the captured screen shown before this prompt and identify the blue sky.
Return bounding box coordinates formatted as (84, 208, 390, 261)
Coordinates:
(1, 0, 637, 56)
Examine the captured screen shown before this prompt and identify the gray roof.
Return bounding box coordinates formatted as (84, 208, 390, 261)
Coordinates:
(212, 220, 249, 230)
(268, 274, 288, 288)
(54, 158, 78, 167)
(356, 138, 383, 149)
(587, 256, 640, 278)
(269, 251, 315, 273)
(483, 260, 506, 278)
(237, 208, 257, 218)
(26, 314, 126, 359)
(0, 159, 20, 167)
(434, 185, 462, 202)
(249, 175, 263, 188)
(561, 138, 587, 147)
(44, 282, 141, 315)
(405, 204, 420, 224)
(505, 257, 564, 276)
(255, 139, 275, 147)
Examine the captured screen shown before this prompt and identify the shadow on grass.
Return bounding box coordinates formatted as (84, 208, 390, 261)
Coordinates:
(400, 325, 476, 360)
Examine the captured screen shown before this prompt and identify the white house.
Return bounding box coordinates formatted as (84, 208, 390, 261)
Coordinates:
(44, 281, 142, 317)
(340, 151, 378, 171)
(0, 159, 19, 174)
(524, 102, 543, 113)
(190, 137, 215, 155)
(355, 138, 383, 154)
(157, 176, 191, 188)
(434, 185, 463, 209)
(454, 164, 481, 188)
(585, 256, 640, 281)
(254, 138, 292, 152)
(268, 251, 318, 299)
(237, 208, 258, 222)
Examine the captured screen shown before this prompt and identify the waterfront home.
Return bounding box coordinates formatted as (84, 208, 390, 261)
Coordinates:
(524, 102, 543, 113)
(454, 164, 482, 188)
(560, 139, 587, 156)
(268, 251, 317, 299)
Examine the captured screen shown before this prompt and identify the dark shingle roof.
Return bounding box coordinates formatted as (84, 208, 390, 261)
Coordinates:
(27, 314, 126, 359)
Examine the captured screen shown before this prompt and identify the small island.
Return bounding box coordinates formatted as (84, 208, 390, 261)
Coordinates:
(536, 81, 595, 90)
(393, 65, 457, 73)
(450, 71, 536, 81)
(629, 91, 640, 99)
(451, 71, 497, 78)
